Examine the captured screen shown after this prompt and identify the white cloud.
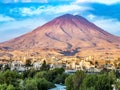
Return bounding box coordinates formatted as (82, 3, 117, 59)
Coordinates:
(86, 15, 120, 36)
(20, 7, 43, 16)
(2, 0, 48, 3)
(94, 19, 120, 36)
(76, 0, 120, 5)
(21, 0, 48, 3)
(87, 14, 96, 20)
(0, 17, 47, 42)
(46, 4, 91, 14)
(0, 15, 15, 22)
(21, 0, 31, 3)
(15, 4, 92, 17)
(2, 0, 12, 3)
(0, 17, 46, 32)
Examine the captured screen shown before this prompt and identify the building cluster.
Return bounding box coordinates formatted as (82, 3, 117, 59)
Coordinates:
(0, 55, 120, 73)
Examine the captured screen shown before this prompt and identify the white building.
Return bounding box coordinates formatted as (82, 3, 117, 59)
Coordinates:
(33, 61, 41, 70)
(11, 60, 21, 71)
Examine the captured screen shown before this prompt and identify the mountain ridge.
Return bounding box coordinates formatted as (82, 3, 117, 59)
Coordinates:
(0, 14, 120, 56)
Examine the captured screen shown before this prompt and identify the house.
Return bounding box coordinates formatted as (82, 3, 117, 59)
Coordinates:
(33, 61, 41, 70)
(11, 60, 20, 71)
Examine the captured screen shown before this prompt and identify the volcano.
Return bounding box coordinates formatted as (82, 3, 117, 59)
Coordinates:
(0, 14, 120, 56)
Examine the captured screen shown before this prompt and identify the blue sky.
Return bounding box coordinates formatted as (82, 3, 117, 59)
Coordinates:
(0, 0, 120, 42)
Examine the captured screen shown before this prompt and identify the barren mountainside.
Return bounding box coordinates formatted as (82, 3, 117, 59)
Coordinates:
(0, 14, 120, 56)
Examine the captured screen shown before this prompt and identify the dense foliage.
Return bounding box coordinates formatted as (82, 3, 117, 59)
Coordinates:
(0, 61, 68, 90)
(0, 60, 120, 90)
(65, 70, 120, 90)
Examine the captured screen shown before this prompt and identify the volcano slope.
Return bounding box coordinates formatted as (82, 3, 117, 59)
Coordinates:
(0, 14, 120, 57)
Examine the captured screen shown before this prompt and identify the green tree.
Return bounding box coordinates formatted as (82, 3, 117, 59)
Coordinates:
(46, 68, 64, 82)
(36, 78, 54, 90)
(6, 84, 15, 90)
(40, 60, 50, 71)
(65, 70, 85, 90)
(0, 72, 4, 84)
(95, 73, 114, 90)
(0, 84, 7, 90)
(27, 69, 37, 78)
(53, 73, 69, 84)
(116, 79, 120, 90)
(34, 71, 47, 79)
(82, 74, 97, 90)
(25, 78, 38, 90)
(23, 69, 37, 78)
(115, 70, 120, 78)
(73, 70, 85, 90)
(3, 70, 21, 86)
(65, 75, 74, 90)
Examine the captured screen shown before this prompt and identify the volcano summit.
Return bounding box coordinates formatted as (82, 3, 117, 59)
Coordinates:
(0, 14, 120, 57)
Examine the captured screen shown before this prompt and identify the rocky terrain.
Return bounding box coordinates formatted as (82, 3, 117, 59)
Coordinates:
(0, 14, 120, 58)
